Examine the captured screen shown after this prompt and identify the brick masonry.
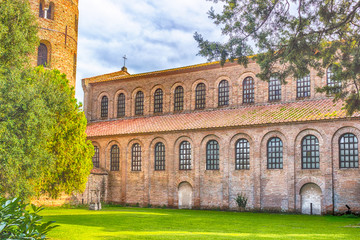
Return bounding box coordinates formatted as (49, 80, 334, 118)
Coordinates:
(80, 61, 360, 214)
(28, 0, 78, 87)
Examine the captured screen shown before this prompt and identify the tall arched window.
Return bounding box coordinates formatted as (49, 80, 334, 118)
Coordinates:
(110, 145, 119, 171)
(131, 143, 142, 171)
(267, 137, 283, 169)
(243, 77, 254, 103)
(235, 139, 250, 170)
(301, 135, 320, 169)
(206, 140, 219, 170)
(268, 77, 281, 101)
(39, 1, 44, 18)
(327, 66, 341, 92)
(101, 96, 108, 118)
(339, 133, 359, 168)
(154, 142, 165, 171)
(37, 43, 48, 66)
(195, 83, 206, 109)
(154, 88, 163, 113)
(297, 74, 311, 98)
(135, 91, 144, 116)
(117, 93, 126, 117)
(174, 86, 184, 112)
(179, 141, 191, 170)
(218, 80, 229, 107)
(92, 146, 99, 168)
(47, 2, 55, 20)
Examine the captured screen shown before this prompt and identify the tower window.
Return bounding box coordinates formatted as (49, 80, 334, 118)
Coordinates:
(195, 83, 206, 110)
(218, 80, 229, 107)
(39, 1, 44, 18)
(37, 43, 48, 67)
(243, 77, 254, 104)
(47, 2, 55, 20)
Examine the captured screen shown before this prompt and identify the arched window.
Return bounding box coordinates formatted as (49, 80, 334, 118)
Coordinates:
(174, 86, 184, 112)
(327, 66, 341, 92)
(235, 139, 250, 170)
(195, 83, 206, 109)
(154, 142, 165, 171)
(39, 1, 44, 18)
(135, 91, 144, 116)
(131, 143, 141, 171)
(206, 140, 219, 170)
(301, 135, 320, 169)
(37, 43, 48, 66)
(117, 93, 126, 117)
(243, 77, 254, 103)
(267, 137, 283, 169)
(154, 88, 163, 113)
(92, 146, 99, 168)
(110, 145, 119, 171)
(339, 133, 359, 168)
(218, 80, 229, 107)
(101, 96, 108, 118)
(179, 141, 191, 170)
(268, 77, 281, 101)
(297, 74, 311, 98)
(47, 2, 55, 20)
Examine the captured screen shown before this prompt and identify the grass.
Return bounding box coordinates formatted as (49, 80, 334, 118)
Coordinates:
(42, 207, 360, 240)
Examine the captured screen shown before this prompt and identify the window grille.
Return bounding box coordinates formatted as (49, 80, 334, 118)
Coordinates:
(195, 83, 206, 109)
(179, 141, 191, 170)
(92, 146, 99, 168)
(117, 93, 125, 117)
(110, 145, 119, 171)
(297, 75, 311, 98)
(206, 140, 219, 170)
(267, 137, 283, 169)
(268, 77, 281, 101)
(39, 2, 44, 18)
(37, 43, 48, 66)
(243, 77, 254, 103)
(327, 67, 341, 92)
(339, 133, 359, 168)
(155, 142, 165, 171)
(174, 86, 184, 112)
(101, 96, 108, 118)
(132, 143, 142, 171)
(301, 135, 320, 169)
(135, 91, 144, 115)
(154, 88, 163, 113)
(235, 139, 250, 170)
(218, 80, 229, 106)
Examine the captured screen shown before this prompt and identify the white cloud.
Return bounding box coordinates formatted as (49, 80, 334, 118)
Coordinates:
(75, 0, 224, 102)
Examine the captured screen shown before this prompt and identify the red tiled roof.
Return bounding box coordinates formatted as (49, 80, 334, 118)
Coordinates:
(86, 99, 359, 137)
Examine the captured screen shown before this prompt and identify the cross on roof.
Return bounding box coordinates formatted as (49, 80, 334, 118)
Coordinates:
(123, 55, 127, 67)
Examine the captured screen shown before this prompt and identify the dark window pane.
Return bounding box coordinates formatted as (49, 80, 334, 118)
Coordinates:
(195, 83, 206, 109)
(218, 80, 229, 106)
(339, 133, 359, 168)
(179, 141, 191, 170)
(101, 96, 108, 118)
(110, 145, 120, 171)
(154, 88, 163, 113)
(155, 142, 165, 171)
(37, 43, 48, 66)
(135, 91, 144, 115)
(267, 137, 283, 169)
(327, 66, 341, 93)
(92, 146, 100, 168)
(268, 77, 281, 101)
(235, 139, 250, 170)
(297, 75, 311, 98)
(132, 143, 142, 171)
(174, 86, 184, 112)
(301, 135, 320, 169)
(117, 93, 126, 117)
(206, 140, 219, 170)
(243, 77, 254, 103)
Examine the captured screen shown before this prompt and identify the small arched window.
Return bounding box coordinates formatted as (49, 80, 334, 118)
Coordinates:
(37, 43, 48, 66)
(179, 141, 191, 170)
(131, 143, 142, 171)
(47, 2, 55, 20)
(218, 80, 229, 107)
(243, 77, 254, 103)
(154, 142, 165, 171)
(135, 91, 144, 116)
(101, 96, 108, 118)
(301, 135, 320, 169)
(339, 133, 359, 168)
(267, 137, 283, 169)
(296, 74, 311, 98)
(39, 1, 44, 18)
(268, 77, 281, 101)
(117, 93, 126, 117)
(195, 83, 206, 109)
(235, 139, 250, 170)
(92, 146, 99, 168)
(174, 86, 184, 112)
(154, 88, 163, 114)
(110, 145, 120, 171)
(206, 140, 219, 170)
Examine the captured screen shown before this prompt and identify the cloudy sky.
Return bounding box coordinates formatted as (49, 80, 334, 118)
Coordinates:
(75, 0, 224, 101)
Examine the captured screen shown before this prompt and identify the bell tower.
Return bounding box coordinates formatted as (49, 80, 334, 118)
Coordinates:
(28, 0, 79, 87)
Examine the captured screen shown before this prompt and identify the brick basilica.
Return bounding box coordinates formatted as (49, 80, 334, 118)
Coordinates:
(80, 60, 360, 215)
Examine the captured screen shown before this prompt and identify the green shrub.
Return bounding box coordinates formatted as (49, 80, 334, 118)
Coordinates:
(0, 197, 57, 239)
(235, 193, 248, 209)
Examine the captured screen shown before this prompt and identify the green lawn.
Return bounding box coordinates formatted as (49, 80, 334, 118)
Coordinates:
(42, 207, 360, 240)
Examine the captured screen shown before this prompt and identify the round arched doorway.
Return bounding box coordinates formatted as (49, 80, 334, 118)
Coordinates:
(178, 182, 193, 209)
(300, 183, 322, 215)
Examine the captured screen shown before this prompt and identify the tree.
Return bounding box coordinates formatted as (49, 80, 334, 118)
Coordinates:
(194, 0, 360, 115)
(0, 0, 94, 199)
